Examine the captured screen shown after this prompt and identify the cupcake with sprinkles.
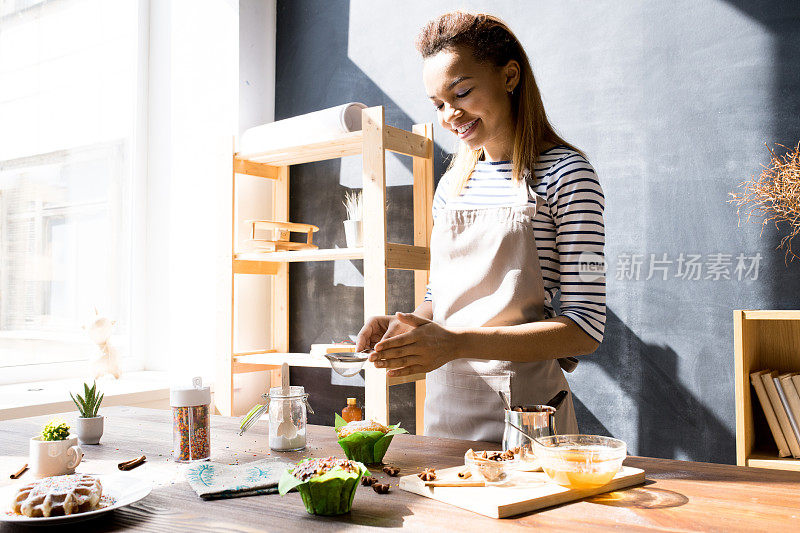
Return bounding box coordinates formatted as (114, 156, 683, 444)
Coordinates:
(278, 456, 367, 515)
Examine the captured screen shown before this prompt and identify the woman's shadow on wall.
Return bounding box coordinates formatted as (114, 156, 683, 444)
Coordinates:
(573, 308, 734, 462)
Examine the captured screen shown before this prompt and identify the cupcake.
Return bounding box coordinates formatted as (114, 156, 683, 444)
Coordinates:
(334, 414, 408, 464)
(278, 456, 367, 515)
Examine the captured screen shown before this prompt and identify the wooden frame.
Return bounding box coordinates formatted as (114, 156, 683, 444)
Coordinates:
(219, 106, 434, 431)
(734, 309, 800, 471)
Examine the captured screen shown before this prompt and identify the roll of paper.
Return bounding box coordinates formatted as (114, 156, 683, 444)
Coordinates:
(239, 102, 368, 158)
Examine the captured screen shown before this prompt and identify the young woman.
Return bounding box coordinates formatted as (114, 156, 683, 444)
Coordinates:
(356, 11, 606, 441)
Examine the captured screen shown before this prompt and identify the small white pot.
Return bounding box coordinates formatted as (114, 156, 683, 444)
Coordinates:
(30, 435, 82, 478)
(76, 415, 104, 445)
(343, 219, 363, 248)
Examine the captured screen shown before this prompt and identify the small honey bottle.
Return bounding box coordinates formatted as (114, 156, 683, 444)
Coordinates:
(342, 397, 362, 422)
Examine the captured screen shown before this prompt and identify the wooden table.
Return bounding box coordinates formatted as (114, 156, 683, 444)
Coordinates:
(2, 407, 799, 532)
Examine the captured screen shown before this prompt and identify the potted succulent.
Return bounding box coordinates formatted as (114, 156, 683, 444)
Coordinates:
(31, 419, 83, 477)
(342, 189, 363, 248)
(41, 419, 71, 442)
(70, 381, 105, 445)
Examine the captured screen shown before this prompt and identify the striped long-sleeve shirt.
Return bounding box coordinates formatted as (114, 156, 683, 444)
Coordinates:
(424, 145, 606, 344)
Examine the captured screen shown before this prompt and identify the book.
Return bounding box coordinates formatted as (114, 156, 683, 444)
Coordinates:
(761, 370, 800, 458)
(750, 370, 790, 458)
(792, 375, 800, 418)
(779, 373, 800, 444)
(773, 374, 800, 451)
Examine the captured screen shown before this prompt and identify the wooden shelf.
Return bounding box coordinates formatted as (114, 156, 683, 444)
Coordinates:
(746, 450, 800, 472)
(233, 158, 280, 179)
(740, 310, 800, 320)
(233, 352, 330, 373)
(236, 125, 431, 167)
(236, 247, 364, 263)
(734, 309, 800, 470)
(234, 243, 430, 271)
(233, 352, 425, 387)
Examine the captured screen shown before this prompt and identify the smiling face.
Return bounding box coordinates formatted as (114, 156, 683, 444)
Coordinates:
(423, 44, 520, 161)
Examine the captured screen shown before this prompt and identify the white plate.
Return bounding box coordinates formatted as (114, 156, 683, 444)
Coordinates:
(1, 474, 152, 525)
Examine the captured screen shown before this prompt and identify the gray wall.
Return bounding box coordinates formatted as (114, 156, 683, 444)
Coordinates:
(275, 0, 800, 462)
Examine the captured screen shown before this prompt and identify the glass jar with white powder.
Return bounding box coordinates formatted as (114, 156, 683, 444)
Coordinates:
(267, 386, 311, 451)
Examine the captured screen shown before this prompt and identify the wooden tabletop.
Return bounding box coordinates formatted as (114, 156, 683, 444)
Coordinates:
(2, 406, 799, 532)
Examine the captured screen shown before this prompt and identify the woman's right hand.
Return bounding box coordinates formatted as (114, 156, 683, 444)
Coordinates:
(356, 314, 415, 353)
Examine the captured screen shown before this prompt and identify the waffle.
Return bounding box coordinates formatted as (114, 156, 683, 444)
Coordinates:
(11, 474, 102, 517)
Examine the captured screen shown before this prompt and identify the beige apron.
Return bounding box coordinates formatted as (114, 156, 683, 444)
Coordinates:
(424, 171, 579, 442)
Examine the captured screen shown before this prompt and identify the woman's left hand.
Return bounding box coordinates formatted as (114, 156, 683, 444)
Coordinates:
(369, 312, 459, 377)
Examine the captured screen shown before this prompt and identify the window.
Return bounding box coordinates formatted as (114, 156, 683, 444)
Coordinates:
(0, 0, 141, 378)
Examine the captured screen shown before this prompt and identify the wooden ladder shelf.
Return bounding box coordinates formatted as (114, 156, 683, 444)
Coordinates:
(218, 106, 434, 432)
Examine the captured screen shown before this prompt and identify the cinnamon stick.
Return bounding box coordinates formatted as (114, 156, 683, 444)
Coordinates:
(118, 455, 146, 471)
(424, 480, 485, 487)
(10, 464, 28, 479)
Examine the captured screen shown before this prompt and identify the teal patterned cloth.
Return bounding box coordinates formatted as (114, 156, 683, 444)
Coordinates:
(185, 459, 292, 500)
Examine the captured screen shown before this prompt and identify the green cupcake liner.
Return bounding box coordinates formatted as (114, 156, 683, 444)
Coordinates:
(334, 414, 408, 464)
(279, 459, 368, 516)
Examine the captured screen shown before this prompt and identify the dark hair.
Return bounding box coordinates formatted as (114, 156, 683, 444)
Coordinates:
(416, 11, 522, 69)
(416, 11, 583, 190)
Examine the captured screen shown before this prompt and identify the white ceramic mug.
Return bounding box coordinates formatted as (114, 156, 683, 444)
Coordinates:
(29, 435, 83, 478)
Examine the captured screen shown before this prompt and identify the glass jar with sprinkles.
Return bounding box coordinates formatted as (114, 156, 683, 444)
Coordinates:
(170, 377, 211, 462)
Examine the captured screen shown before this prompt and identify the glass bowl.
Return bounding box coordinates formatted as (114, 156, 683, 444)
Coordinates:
(464, 450, 520, 486)
(533, 434, 626, 490)
(514, 443, 542, 471)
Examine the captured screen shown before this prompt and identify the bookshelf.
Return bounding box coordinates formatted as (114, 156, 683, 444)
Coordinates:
(734, 310, 800, 471)
(216, 106, 434, 432)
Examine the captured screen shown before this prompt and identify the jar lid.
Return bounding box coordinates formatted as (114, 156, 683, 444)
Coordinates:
(347, 397, 357, 405)
(170, 377, 211, 407)
(268, 385, 305, 399)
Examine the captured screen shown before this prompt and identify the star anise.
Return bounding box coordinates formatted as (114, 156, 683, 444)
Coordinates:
(382, 466, 400, 477)
(417, 468, 436, 481)
(372, 483, 390, 494)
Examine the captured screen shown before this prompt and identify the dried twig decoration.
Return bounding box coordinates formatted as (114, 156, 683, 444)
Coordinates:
(729, 142, 800, 263)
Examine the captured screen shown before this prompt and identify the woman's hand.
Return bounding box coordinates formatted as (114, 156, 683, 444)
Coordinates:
(369, 312, 459, 377)
(355, 314, 417, 353)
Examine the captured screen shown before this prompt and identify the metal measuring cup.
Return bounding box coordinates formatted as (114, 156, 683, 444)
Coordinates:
(502, 406, 557, 451)
(501, 390, 568, 468)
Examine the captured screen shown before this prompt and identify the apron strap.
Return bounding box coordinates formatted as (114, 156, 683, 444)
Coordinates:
(557, 356, 579, 373)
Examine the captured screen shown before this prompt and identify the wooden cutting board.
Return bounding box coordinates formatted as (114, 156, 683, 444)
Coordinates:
(399, 465, 645, 519)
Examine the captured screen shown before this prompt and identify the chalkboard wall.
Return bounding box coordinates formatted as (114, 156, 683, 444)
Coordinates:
(274, 0, 800, 462)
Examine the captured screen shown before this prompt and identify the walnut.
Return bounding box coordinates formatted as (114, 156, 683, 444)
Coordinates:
(372, 483, 390, 494)
(417, 468, 437, 481)
(382, 466, 400, 477)
(500, 449, 515, 461)
(361, 476, 378, 486)
(475, 451, 508, 461)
